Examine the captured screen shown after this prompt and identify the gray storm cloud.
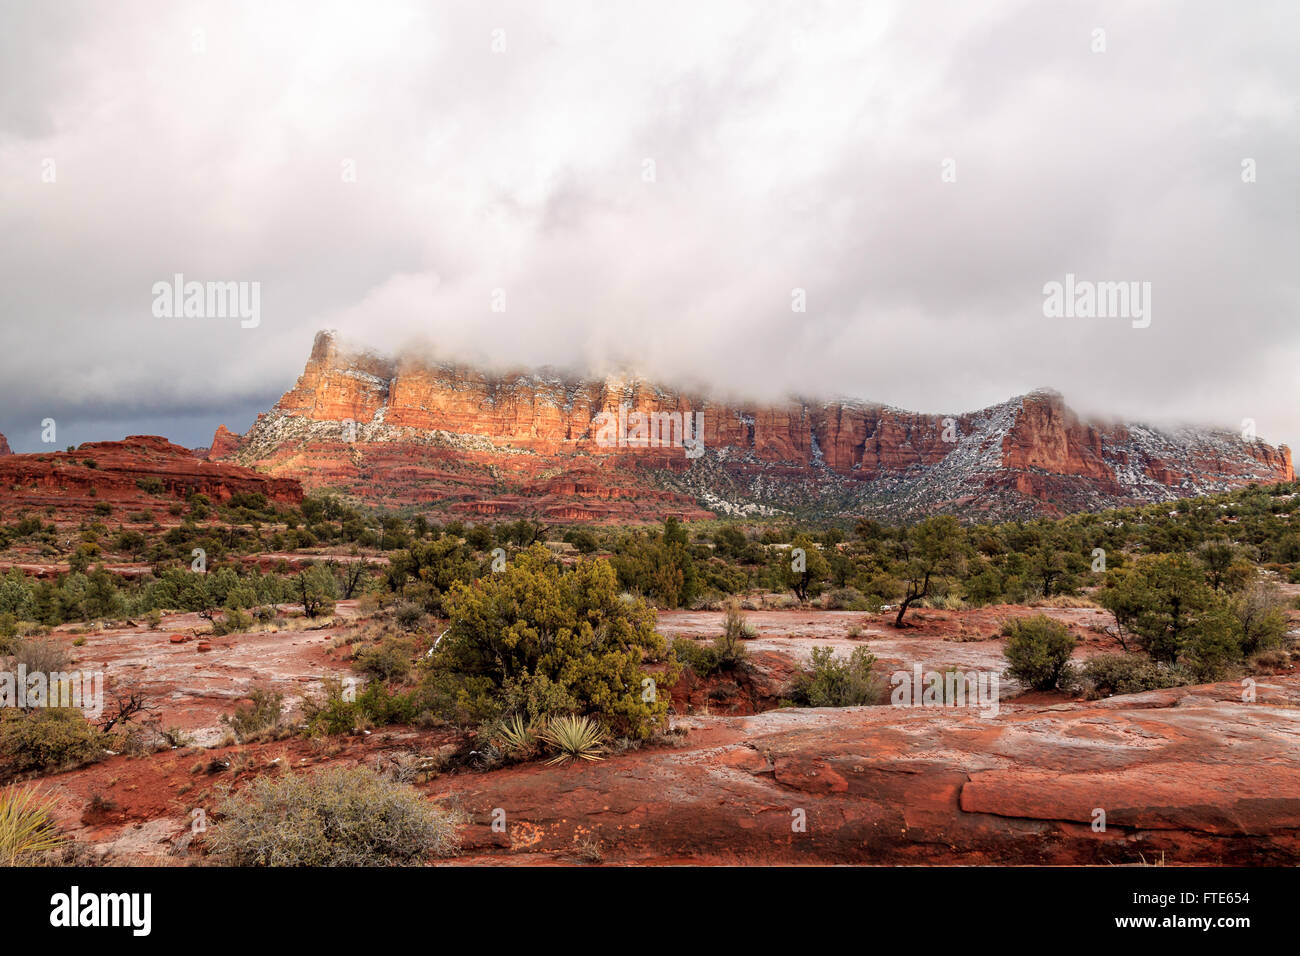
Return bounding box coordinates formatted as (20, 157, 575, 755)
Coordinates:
(0, 0, 1296, 452)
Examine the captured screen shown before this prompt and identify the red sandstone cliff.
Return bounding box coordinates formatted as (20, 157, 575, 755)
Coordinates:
(0, 434, 302, 525)
(213, 331, 1293, 521)
(0, 433, 11, 456)
(207, 425, 243, 459)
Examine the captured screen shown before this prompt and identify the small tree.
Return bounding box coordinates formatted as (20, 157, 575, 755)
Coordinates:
(338, 550, 371, 600)
(779, 534, 830, 603)
(893, 515, 966, 627)
(296, 565, 336, 618)
(1196, 538, 1236, 591)
(1232, 582, 1289, 657)
(1096, 554, 1215, 663)
(611, 518, 698, 609)
(98, 685, 157, 734)
(1003, 615, 1076, 691)
(429, 545, 672, 738)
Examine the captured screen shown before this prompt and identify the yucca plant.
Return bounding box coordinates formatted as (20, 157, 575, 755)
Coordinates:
(0, 787, 65, 866)
(538, 715, 608, 765)
(496, 714, 538, 758)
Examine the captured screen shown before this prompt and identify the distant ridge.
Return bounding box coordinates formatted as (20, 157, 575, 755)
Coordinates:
(210, 331, 1294, 523)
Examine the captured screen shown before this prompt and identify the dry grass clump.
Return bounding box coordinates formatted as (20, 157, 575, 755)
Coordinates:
(209, 765, 464, 866)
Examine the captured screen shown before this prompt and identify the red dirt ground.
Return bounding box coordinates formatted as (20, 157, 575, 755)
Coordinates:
(10, 601, 1300, 866)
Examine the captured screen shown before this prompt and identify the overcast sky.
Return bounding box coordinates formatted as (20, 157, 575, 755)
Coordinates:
(1, 0, 1297, 453)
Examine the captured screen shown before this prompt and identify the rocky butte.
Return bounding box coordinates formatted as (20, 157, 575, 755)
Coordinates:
(211, 331, 1294, 523)
(0, 435, 302, 526)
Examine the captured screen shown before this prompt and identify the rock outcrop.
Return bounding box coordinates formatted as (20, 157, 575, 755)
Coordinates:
(0, 434, 302, 524)
(439, 676, 1300, 865)
(214, 331, 1293, 521)
(0, 433, 11, 456)
(206, 425, 242, 460)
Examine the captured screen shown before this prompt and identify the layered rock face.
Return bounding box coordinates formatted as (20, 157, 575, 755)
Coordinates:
(0, 433, 11, 456)
(0, 435, 302, 525)
(215, 331, 1293, 522)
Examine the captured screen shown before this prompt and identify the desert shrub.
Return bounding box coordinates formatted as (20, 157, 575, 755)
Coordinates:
(611, 517, 699, 609)
(392, 601, 426, 632)
(212, 607, 254, 636)
(1078, 653, 1190, 699)
(1248, 649, 1291, 673)
(673, 638, 716, 677)
(1232, 583, 1290, 657)
(698, 560, 749, 597)
(423, 545, 673, 738)
(354, 637, 414, 683)
(929, 593, 967, 611)
(1002, 615, 1076, 690)
(221, 688, 284, 742)
(209, 766, 464, 866)
(385, 538, 478, 614)
(538, 714, 608, 765)
(5, 638, 69, 677)
(711, 602, 752, 668)
(302, 678, 416, 736)
(787, 646, 881, 707)
(0, 709, 107, 776)
(563, 529, 599, 554)
(1177, 607, 1246, 683)
(135, 477, 166, 495)
(824, 587, 872, 611)
(672, 629, 748, 677)
(962, 567, 1004, 606)
(0, 787, 65, 865)
(494, 713, 540, 759)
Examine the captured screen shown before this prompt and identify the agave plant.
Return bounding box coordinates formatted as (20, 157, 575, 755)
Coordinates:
(538, 715, 608, 765)
(0, 787, 65, 866)
(496, 714, 538, 757)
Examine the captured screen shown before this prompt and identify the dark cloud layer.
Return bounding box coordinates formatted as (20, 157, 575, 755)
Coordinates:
(1, 0, 1296, 452)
